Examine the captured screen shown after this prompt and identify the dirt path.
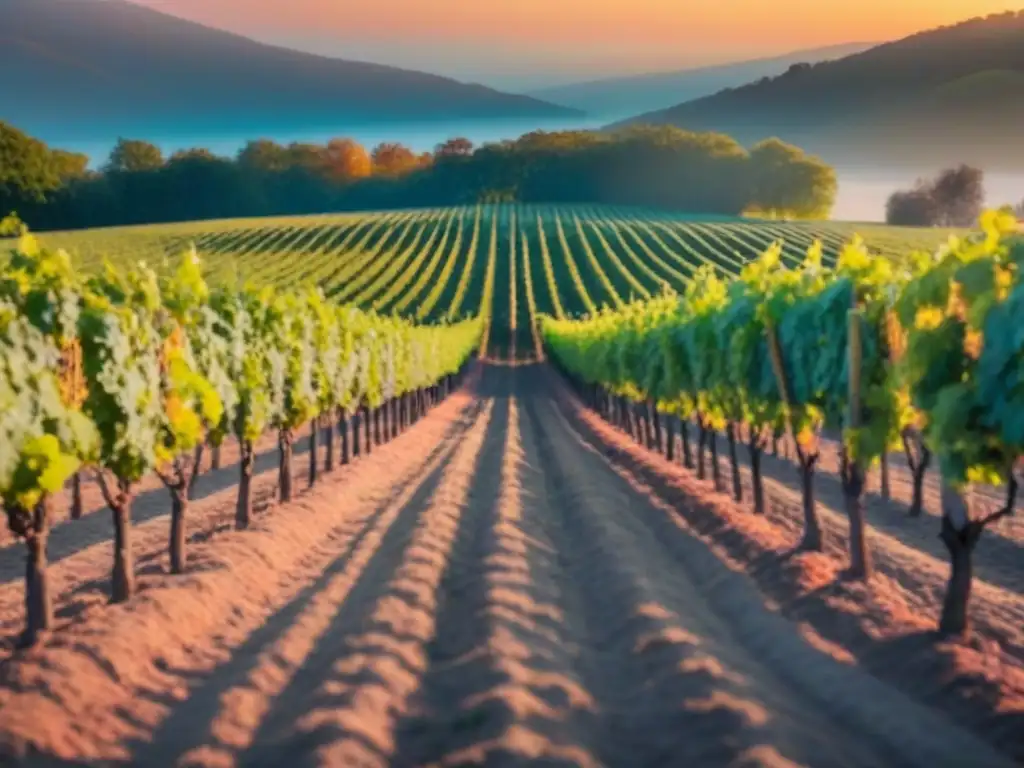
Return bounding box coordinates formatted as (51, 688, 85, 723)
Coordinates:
(691, 427, 1024, 667)
(0, 364, 1019, 766)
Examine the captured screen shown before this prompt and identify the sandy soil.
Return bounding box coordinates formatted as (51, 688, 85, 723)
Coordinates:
(0, 363, 1020, 767)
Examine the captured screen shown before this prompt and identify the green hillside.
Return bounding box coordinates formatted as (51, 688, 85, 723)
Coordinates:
(37, 204, 957, 358)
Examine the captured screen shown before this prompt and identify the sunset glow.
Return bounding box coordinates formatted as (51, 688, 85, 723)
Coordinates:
(134, 0, 1018, 85)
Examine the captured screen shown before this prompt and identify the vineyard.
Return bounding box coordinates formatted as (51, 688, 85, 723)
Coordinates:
(37, 204, 957, 360)
(1, 205, 1022, 766)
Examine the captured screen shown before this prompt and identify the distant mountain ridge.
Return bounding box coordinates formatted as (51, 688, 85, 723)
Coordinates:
(526, 42, 877, 119)
(0, 0, 581, 142)
(610, 11, 1024, 170)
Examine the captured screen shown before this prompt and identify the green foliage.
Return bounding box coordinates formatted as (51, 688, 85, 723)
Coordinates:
(0, 121, 65, 205)
(271, 291, 319, 431)
(1, 229, 482, 508)
(0, 213, 27, 238)
(896, 208, 1023, 485)
(0, 307, 98, 513)
(542, 210, 1023, 482)
(0, 231, 98, 514)
(105, 138, 164, 174)
(78, 259, 170, 482)
(209, 284, 278, 443)
(6, 118, 837, 232)
(747, 139, 837, 219)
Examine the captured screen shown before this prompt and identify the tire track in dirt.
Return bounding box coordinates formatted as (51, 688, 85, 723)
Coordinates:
(234, 398, 499, 767)
(390, 366, 604, 767)
(528, 366, 1013, 768)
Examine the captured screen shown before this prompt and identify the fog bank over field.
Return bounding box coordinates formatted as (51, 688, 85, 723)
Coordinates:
(52, 120, 1021, 225)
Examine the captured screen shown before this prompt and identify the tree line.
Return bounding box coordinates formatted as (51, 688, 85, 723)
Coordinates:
(1, 120, 837, 231)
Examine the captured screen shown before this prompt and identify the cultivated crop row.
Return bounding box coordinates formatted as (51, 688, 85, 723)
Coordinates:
(541, 209, 1024, 639)
(34, 204, 961, 363)
(1, 232, 480, 646)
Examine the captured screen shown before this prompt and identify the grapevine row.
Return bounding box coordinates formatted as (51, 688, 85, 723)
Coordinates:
(31, 206, 962, 338)
(541, 209, 1024, 639)
(0, 232, 481, 647)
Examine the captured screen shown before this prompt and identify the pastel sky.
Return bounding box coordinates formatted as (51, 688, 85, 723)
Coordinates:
(133, 0, 1017, 89)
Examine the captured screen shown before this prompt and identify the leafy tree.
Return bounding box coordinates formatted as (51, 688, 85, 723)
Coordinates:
(168, 148, 220, 164)
(5, 120, 839, 229)
(159, 153, 251, 222)
(435, 137, 474, 158)
(333, 308, 362, 465)
(285, 142, 328, 175)
(76, 255, 221, 595)
(931, 165, 985, 227)
(747, 139, 837, 219)
(896, 208, 1022, 636)
(886, 184, 939, 226)
(677, 268, 730, 489)
(105, 138, 164, 173)
(541, 207, 1024, 636)
(747, 242, 830, 550)
(0, 121, 63, 206)
(78, 260, 166, 602)
(886, 166, 985, 227)
(371, 142, 420, 176)
(268, 293, 318, 502)
(51, 150, 90, 183)
(237, 139, 290, 173)
(808, 237, 900, 579)
(721, 250, 788, 514)
(323, 138, 372, 182)
(306, 289, 341, 483)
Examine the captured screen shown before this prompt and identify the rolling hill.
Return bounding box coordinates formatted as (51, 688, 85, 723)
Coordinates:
(525, 43, 876, 120)
(0, 0, 581, 143)
(610, 11, 1024, 170)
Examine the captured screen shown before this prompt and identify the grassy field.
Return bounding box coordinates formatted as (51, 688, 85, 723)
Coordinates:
(39, 204, 958, 357)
